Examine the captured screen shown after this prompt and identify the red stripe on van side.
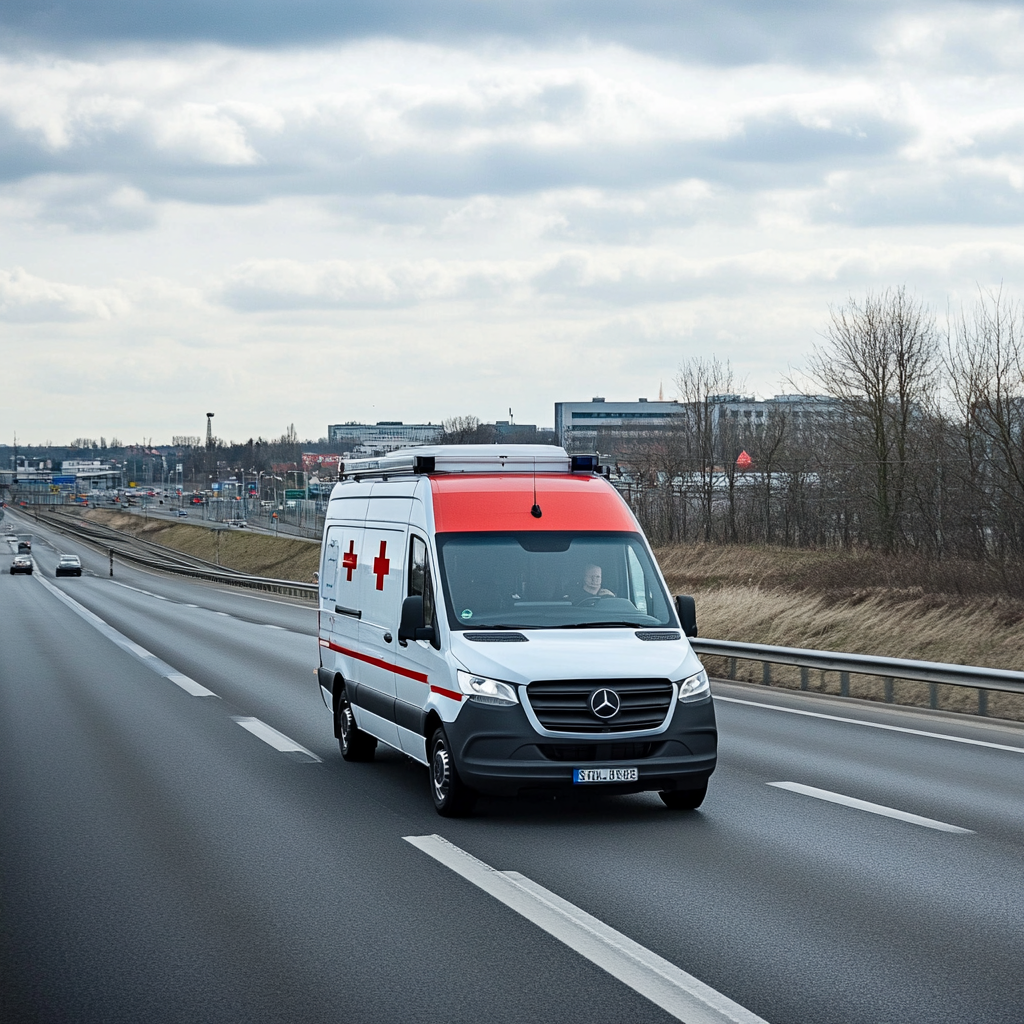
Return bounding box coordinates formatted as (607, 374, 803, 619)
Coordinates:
(326, 640, 429, 684)
(430, 685, 463, 702)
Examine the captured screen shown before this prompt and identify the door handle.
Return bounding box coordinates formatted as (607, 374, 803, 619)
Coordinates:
(383, 632, 393, 644)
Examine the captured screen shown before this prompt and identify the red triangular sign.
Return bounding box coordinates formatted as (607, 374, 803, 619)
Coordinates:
(736, 450, 753, 469)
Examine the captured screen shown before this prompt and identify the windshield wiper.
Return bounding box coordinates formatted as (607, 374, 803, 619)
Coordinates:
(460, 623, 537, 630)
(560, 621, 643, 629)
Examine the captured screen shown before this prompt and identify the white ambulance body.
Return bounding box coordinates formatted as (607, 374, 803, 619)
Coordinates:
(316, 445, 717, 816)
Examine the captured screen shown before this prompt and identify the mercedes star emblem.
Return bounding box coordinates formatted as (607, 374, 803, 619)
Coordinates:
(590, 687, 621, 719)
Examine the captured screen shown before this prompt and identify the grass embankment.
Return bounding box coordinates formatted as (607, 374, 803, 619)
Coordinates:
(82, 509, 320, 582)
(655, 544, 1024, 721)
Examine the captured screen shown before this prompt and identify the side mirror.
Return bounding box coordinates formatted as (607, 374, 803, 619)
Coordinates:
(675, 595, 698, 638)
(399, 595, 436, 644)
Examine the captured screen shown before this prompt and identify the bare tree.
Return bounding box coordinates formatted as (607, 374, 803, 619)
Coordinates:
(945, 288, 1024, 557)
(805, 287, 938, 553)
(440, 415, 492, 444)
(673, 356, 735, 542)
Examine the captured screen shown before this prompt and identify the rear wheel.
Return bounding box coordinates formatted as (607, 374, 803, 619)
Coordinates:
(659, 783, 708, 810)
(336, 689, 376, 762)
(429, 727, 475, 817)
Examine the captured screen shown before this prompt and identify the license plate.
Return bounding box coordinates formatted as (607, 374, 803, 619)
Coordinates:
(573, 767, 639, 784)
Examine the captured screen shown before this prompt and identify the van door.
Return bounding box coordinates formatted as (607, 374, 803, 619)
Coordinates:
(394, 532, 448, 762)
(355, 525, 404, 747)
(321, 523, 363, 691)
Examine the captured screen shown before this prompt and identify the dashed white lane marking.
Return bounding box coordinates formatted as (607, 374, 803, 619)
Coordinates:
(767, 782, 974, 834)
(232, 717, 321, 762)
(404, 834, 769, 1024)
(110, 581, 167, 600)
(33, 573, 218, 698)
(110, 581, 309, 635)
(716, 695, 1024, 755)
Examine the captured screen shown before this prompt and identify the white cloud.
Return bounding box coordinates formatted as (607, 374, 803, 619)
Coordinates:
(0, 266, 129, 321)
(2, 19, 1024, 441)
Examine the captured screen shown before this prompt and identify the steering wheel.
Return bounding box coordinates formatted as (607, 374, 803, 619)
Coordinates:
(575, 596, 609, 607)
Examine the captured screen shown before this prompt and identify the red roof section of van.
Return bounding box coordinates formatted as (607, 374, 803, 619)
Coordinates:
(429, 474, 638, 533)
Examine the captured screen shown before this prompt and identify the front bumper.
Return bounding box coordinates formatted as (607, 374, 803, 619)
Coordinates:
(445, 697, 717, 797)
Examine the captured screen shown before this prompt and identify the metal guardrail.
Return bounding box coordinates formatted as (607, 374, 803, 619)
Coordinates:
(18, 505, 1024, 714)
(691, 637, 1024, 715)
(106, 546, 318, 599)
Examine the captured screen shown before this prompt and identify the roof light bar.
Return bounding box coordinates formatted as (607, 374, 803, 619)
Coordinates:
(340, 444, 576, 479)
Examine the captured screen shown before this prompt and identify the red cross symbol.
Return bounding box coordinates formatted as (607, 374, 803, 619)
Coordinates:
(342, 540, 358, 582)
(372, 540, 390, 591)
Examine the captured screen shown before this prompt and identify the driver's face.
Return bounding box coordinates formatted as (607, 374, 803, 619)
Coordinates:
(583, 565, 602, 594)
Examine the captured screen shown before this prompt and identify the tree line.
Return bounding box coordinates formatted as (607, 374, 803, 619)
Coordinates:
(617, 287, 1024, 566)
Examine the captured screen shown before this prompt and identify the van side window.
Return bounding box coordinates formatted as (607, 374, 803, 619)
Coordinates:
(408, 535, 435, 624)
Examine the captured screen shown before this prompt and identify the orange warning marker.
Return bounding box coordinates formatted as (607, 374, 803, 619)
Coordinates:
(736, 450, 753, 470)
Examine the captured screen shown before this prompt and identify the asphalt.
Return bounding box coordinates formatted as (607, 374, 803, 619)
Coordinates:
(3, 508, 1024, 1024)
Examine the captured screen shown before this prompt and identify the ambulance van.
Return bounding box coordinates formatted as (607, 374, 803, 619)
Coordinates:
(315, 445, 716, 816)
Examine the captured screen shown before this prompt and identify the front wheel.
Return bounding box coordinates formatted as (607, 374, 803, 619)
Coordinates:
(429, 727, 475, 817)
(337, 690, 376, 762)
(659, 783, 708, 810)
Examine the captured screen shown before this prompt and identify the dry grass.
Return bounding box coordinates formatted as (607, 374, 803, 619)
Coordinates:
(83, 509, 320, 582)
(655, 543, 1024, 722)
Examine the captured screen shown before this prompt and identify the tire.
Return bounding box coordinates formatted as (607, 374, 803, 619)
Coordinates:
(659, 783, 708, 810)
(429, 726, 476, 817)
(336, 689, 376, 762)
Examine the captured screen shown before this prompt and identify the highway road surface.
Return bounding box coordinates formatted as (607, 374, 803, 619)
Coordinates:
(3, 509, 1023, 1024)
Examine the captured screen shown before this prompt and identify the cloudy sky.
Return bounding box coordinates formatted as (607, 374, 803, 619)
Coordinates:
(2, 0, 1023, 445)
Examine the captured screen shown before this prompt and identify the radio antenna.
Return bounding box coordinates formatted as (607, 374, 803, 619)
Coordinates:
(530, 457, 542, 518)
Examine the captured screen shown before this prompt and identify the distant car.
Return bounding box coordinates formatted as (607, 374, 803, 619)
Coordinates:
(56, 555, 82, 577)
(10, 554, 33, 575)
(17, 539, 31, 552)
(176, 509, 188, 517)
(227, 519, 247, 528)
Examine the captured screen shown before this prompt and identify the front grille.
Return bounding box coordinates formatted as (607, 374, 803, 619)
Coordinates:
(525, 678, 674, 733)
(539, 742, 657, 762)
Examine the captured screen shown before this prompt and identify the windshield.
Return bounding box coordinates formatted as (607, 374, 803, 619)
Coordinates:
(436, 532, 675, 630)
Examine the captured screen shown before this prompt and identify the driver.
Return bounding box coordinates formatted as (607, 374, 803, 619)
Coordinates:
(580, 563, 614, 599)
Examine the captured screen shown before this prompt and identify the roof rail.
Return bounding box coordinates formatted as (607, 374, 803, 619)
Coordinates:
(339, 444, 602, 480)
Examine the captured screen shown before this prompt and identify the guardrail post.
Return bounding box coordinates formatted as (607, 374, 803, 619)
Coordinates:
(978, 688, 988, 716)
(109, 549, 113, 577)
(762, 662, 771, 686)
(800, 666, 809, 690)
(929, 683, 939, 709)
(884, 676, 894, 703)
(840, 671, 850, 697)
(728, 657, 736, 680)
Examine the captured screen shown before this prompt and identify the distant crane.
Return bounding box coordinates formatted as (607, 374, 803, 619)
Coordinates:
(206, 413, 215, 450)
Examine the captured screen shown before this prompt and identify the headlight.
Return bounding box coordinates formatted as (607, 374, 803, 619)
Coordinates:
(677, 668, 710, 702)
(456, 670, 519, 706)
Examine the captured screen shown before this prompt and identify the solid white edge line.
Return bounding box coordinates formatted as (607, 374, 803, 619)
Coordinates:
(715, 694, 1024, 754)
(767, 782, 974, 834)
(33, 573, 219, 698)
(404, 834, 769, 1024)
(232, 717, 322, 761)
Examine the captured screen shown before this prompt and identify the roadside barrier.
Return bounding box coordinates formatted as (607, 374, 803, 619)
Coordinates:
(691, 637, 1024, 716)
